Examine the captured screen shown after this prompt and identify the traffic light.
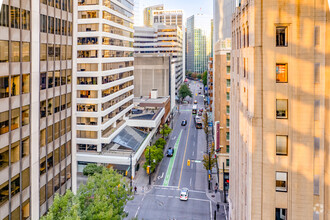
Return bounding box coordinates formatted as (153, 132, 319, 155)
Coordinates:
(147, 166, 150, 174)
(187, 159, 190, 166)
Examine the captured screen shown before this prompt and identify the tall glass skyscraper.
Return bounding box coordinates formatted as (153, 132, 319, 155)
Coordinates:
(186, 14, 211, 73)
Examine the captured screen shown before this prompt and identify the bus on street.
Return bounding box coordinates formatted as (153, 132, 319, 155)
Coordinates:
(192, 105, 197, 115)
(195, 116, 202, 129)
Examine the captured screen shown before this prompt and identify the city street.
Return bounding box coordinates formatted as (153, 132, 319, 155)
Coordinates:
(125, 80, 227, 220)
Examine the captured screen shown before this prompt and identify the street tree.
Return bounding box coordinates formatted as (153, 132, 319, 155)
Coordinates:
(202, 71, 207, 86)
(178, 84, 192, 101)
(143, 145, 163, 173)
(42, 167, 132, 220)
(160, 124, 172, 138)
(197, 74, 202, 79)
(83, 163, 103, 176)
(155, 138, 166, 149)
(202, 152, 217, 171)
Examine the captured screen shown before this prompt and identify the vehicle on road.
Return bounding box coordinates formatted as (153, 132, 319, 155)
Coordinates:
(181, 120, 187, 126)
(192, 105, 197, 115)
(195, 116, 202, 129)
(198, 91, 201, 94)
(194, 100, 198, 104)
(197, 111, 202, 116)
(166, 147, 174, 157)
(180, 188, 189, 201)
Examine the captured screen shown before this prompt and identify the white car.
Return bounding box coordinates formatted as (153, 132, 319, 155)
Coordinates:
(180, 188, 189, 201)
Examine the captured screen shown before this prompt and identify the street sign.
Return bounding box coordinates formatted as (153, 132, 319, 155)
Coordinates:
(208, 122, 213, 127)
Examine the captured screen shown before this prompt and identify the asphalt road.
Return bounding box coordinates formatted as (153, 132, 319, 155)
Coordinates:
(125, 80, 226, 220)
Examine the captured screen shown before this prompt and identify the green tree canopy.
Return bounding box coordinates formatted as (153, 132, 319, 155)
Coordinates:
(42, 167, 132, 220)
(143, 145, 164, 173)
(155, 138, 166, 149)
(202, 71, 207, 86)
(160, 124, 172, 138)
(83, 163, 103, 176)
(178, 84, 192, 100)
(197, 74, 202, 79)
(202, 153, 217, 171)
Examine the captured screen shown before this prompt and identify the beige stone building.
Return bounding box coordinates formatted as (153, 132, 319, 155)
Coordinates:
(229, 0, 330, 219)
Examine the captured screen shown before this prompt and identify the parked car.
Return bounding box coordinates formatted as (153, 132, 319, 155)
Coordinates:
(180, 188, 189, 201)
(132, 109, 143, 114)
(167, 147, 174, 157)
(181, 120, 187, 126)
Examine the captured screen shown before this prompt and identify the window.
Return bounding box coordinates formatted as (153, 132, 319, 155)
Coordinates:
(48, 71, 54, 88)
(48, 98, 53, 116)
(11, 75, 20, 96)
(226, 105, 230, 114)
(22, 74, 30, 94)
(226, 79, 231, 87)
(55, 45, 60, 60)
(0, 40, 9, 62)
(21, 9, 30, 30)
(48, 16, 54, 34)
(0, 76, 9, 98)
(22, 137, 29, 158)
(40, 72, 46, 90)
(11, 41, 20, 62)
(276, 26, 288, 47)
(0, 146, 9, 171)
(226, 53, 230, 61)
(276, 172, 287, 192)
(275, 208, 287, 220)
(226, 92, 230, 101)
(314, 137, 320, 195)
(22, 168, 30, 190)
(55, 71, 60, 87)
(47, 124, 53, 144)
(0, 5, 9, 27)
(314, 26, 320, 46)
(40, 185, 45, 205)
(314, 100, 320, 121)
(276, 135, 288, 155)
(22, 105, 30, 126)
(226, 145, 230, 153)
(226, 66, 231, 74)
(0, 181, 9, 205)
(62, 20, 67, 35)
(11, 108, 20, 131)
(11, 6, 20, 29)
(276, 99, 288, 119)
(226, 132, 230, 141)
(226, 119, 230, 127)
(314, 63, 320, 83)
(226, 159, 230, 167)
(40, 129, 46, 147)
(0, 111, 9, 135)
(55, 18, 61, 35)
(276, 64, 288, 83)
(40, 14, 47, 33)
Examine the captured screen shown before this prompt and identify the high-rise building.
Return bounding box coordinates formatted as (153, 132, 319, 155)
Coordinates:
(152, 9, 184, 30)
(0, 0, 75, 218)
(186, 14, 212, 74)
(213, 0, 234, 192)
(229, 0, 330, 219)
(134, 24, 184, 97)
(75, 0, 135, 171)
(143, 4, 163, 27)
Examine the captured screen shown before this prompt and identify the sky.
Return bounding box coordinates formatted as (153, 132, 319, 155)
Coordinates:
(134, 0, 213, 26)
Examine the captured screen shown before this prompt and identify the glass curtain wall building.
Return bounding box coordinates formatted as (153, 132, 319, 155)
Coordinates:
(0, 0, 75, 218)
(186, 14, 211, 74)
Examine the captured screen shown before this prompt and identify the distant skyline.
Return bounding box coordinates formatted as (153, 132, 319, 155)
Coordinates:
(134, 0, 213, 26)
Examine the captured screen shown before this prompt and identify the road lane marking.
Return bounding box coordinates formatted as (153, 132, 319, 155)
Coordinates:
(134, 206, 140, 218)
(157, 172, 164, 180)
(190, 178, 192, 186)
(209, 201, 212, 220)
(177, 112, 193, 189)
(155, 194, 167, 198)
(163, 130, 183, 186)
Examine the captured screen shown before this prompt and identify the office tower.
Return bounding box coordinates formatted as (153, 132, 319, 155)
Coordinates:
(134, 24, 184, 98)
(152, 9, 183, 30)
(230, 0, 330, 219)
(143, 4, 163, 27)
(186, 14, 212, 74)
(75, 0, 135, 170)
(212, 0, 233, 192)
(0, 0, 75, 218)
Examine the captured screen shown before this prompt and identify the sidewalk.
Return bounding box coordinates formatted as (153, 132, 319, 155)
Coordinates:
(130, 110, 179, 195)
(205, 167, 229, 219)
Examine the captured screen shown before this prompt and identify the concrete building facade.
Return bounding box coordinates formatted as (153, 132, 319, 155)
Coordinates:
(229, 0, 330, 219)
(143, 4, 163, 27)
(75, 0, 135, 169)
(0, 0, 75, 218)
(134, 24, 184, 95)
